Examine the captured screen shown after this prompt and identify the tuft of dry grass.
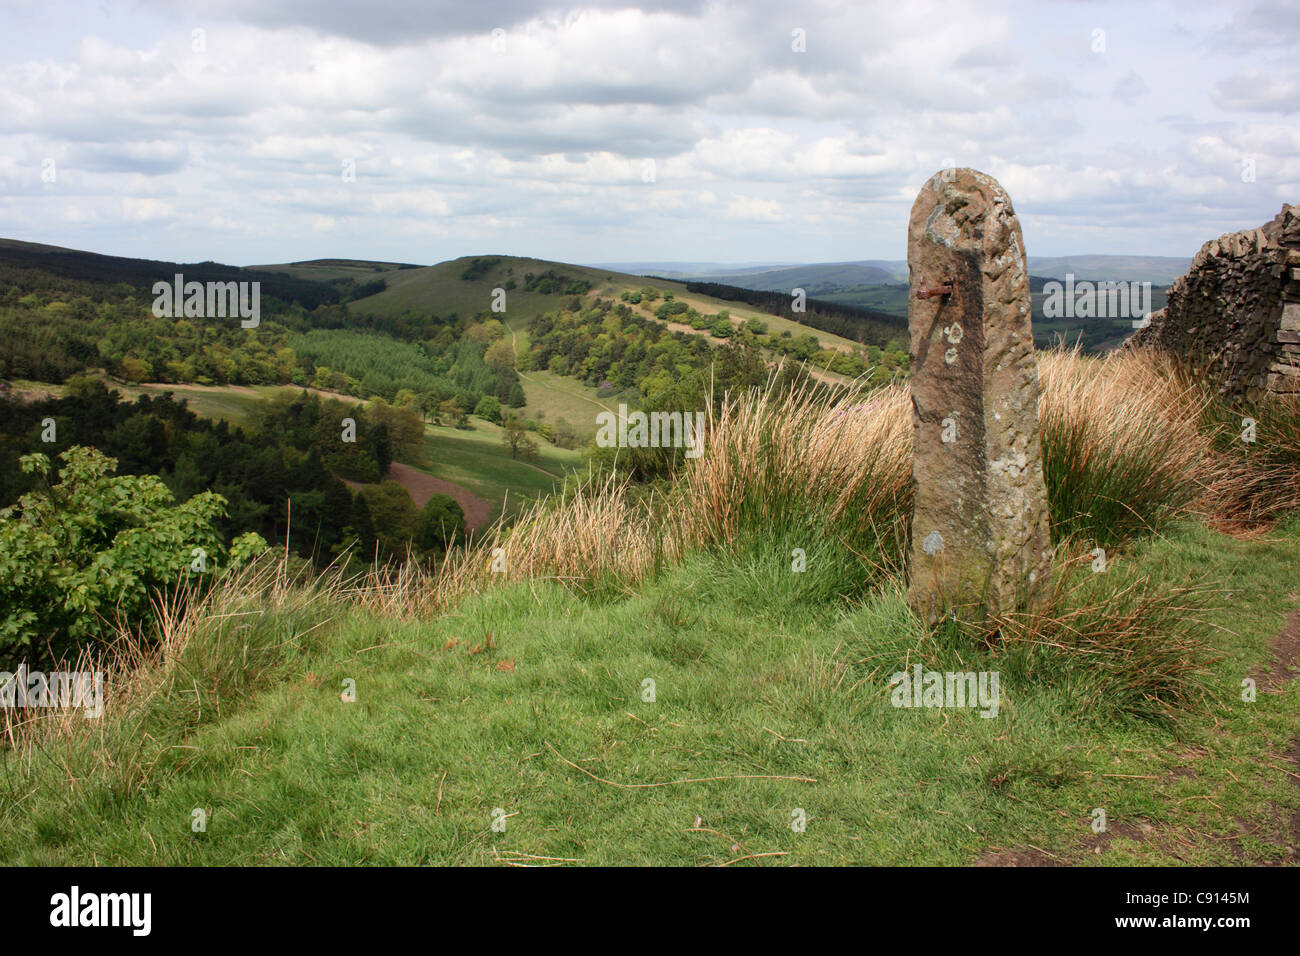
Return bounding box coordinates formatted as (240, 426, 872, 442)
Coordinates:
(676, 379, 912, 565)
(473, 471, 675, 593)
(418, 374, 914, 599)
(1037, 347, 1215, 545)
(1196, 389, 1300, 525)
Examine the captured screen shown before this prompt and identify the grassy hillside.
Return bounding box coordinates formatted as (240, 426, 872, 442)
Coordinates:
(2, 520, 1297, 866)
(421, 418, 584, 521)
(677, 255, 1190, 354)
(6, 376, 313, 426)
(0, 238, 346, 310)
(512, 369, 615, 437)
(106, 378, 589, 525)
(8, 372, 584, 535)
(4, 346, 1299, 866)
(347, 255, 876, 356)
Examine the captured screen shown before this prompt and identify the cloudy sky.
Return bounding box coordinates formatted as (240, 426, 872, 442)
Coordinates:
(1, 0, 1296, 267)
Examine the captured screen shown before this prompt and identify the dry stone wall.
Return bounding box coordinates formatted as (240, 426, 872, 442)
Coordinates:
(1128, 204, 1300, 397)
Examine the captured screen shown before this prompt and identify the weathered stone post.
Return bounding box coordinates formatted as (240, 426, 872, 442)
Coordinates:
(906, 168, 1052, 623)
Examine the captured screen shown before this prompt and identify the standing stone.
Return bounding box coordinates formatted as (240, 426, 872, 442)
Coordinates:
(906, 168, 1052, 623)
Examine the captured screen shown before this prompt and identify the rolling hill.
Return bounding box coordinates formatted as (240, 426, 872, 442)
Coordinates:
(614, 255, 1189, 353)
(251, 258, 421, 283)
(339, 254, 906, 357)
(1025, 255, 1192, 285)
(0, 238, 349, 309)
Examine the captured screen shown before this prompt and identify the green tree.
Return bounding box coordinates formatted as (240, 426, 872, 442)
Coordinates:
(474, 395, 502, 423)
(360, 481, 421, 556)
(0, 447, 266, 664)
(436, 398, 468, 427)
(348, 492, 377, 558)
(417, 493, 466, 551)
(501, 412, 539, 461)
(484, 338, 516, 370)
(118, 356, 152, 383)
(367, 399, 425, 462)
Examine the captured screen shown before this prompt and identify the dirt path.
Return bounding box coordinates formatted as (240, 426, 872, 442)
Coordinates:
(1263, 609, 1300, 854)
(341, 462, 495, 532)
(1254, 608, 1300, 694)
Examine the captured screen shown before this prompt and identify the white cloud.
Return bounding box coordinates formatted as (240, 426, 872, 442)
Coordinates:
(1212, 68, 1300, 113)
(723, 196, 786, 222)
(0, 0, 1294, 264)
(121, 197, 174, 220)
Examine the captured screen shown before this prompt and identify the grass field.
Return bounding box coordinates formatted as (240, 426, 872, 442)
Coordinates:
(13, 376, 292, 427)
(424, 418, 586, 522)
(2, 516, 1296, 865)
(125, 383, 287, 425)
(640, 291, 869, 354)
(516, 370, 615, 436)
(497, 308, 617, 438)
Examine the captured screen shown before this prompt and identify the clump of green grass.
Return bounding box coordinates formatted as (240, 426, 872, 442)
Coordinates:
(850, 543, 1218, 724)
(677, 380, 912, 589)
(978, 553, 1218, 723)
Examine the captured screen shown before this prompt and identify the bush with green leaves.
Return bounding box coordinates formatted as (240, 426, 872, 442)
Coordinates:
(474, 395, 502, 423)
(418, 494, 466, 550)
(358, 480, 421, 557)
(655, 300, 688, 320)
(0, 446, 267, 665)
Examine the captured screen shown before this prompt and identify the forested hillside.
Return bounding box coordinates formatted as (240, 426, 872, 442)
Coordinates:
(0, 238, 895, 659)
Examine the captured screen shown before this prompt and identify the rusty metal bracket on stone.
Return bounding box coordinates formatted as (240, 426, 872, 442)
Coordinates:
(916, 281, 955, 300)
